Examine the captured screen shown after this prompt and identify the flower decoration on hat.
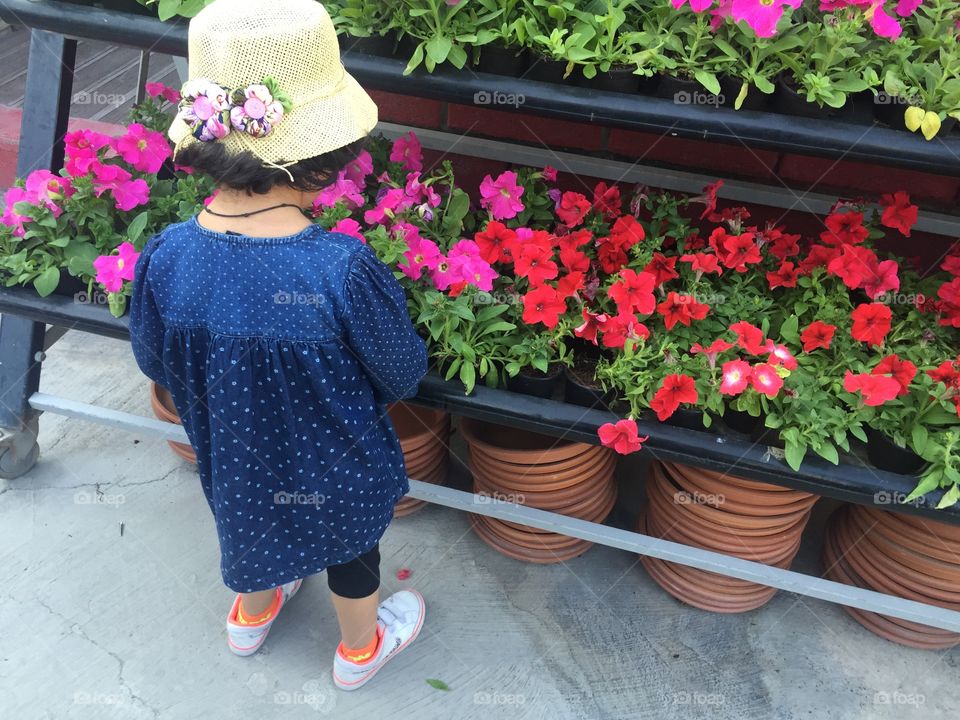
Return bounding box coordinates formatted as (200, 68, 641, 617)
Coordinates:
(178, 79, 232, 142)
(230, 78, 291, 139)
(178, 76, 293, 142)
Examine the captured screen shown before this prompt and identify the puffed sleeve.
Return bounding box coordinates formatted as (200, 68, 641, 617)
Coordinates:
(341, 244, 428, 405)
(129, 234, 168, 389)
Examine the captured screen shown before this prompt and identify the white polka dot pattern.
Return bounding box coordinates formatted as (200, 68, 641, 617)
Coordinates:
(129, 217, 428, 592)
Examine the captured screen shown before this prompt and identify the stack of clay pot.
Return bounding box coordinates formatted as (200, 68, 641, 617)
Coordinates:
(639, 461, 818, 612)
(460, 418, 617, 563)
(388, 403, 451, 517)
(150, 382, 196, 463)
(823, 504, 960, 649)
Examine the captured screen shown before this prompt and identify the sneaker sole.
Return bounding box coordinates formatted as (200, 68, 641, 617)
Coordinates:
(332, 589, 425, 691)
(226, 579, 303, 657)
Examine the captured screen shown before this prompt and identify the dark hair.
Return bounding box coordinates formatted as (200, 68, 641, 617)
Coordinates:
(174, 137, 367, 194)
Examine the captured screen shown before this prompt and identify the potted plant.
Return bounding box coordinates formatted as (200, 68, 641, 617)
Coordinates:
(659, 3, 733, 104)
(332, 0, 403, 56)
(398, 0, 503, 74)
(471, 0, 530, 76)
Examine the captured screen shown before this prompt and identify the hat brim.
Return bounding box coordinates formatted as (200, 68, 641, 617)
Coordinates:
(168, 70, 378, 165)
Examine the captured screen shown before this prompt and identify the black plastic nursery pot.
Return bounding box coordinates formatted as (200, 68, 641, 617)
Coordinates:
(340, 33, 397, 57)
(717, 75, 769, 112)
(865, 428, 925, 476)
(773, 74, 851, 121)
(51, 271, 88, 300)
(475, 43, 528, 77)
(524, 55, 569, 84)
(506, 365, 565, 399)
(563, 365, 614, 410)
(722, 408, 761, 435)
(665, 407, 713, 434)
(586, 66, 640, 94)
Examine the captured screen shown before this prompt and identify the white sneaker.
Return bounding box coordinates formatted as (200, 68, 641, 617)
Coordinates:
(332, 589, 426, 691)
(226, 579, 302, 656)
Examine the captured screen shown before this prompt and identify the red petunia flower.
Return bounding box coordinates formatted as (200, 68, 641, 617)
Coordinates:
(609, 269, 657, 315)
(691, 338, 734, 370)
(730, 321, 767, 355)
(880, 191, 918, 237)
(800, 320, 836, 352)
(598, 419, 648, 455)
(559, 246, 590, 274)
(850, 303, 893, 347)
(474, 220, 517, 265)
(556, 192, 592, 227)
(936, 278, 960, 328)
(767, 261, 799, 289)
(820, 211, 868, 246)
(718, 231, 762, 272)
(799, 244, 841, 274)
(557, 271, 586, 299)
(827, 245, 876, 289)
(513, 242, 558, 286)
(750, 363, 783, 397)
(766, 228, 801, 260)
(942, 255, 960, 276)
(861, 258, 900, 300)
(650, 374, 698, 422)
(599, 313, 649, 350)
(693, 179, 723, 220)
(643, 253, 680, 286)
(657, 292, 709, 330)
(720, 359, 752, 395)
(522, 285, 566, 328)
(872, 354, 916, 397)
(558, 228, 593, 254)
(592, 182, 622, 219)
(574, 309, 603, 345)
(680, 252, 722, 276)
(928, 359, 960, 387)
(609, 215, 645, 248)
(843, 371, 901, 406)
(764, 342, 798, 371)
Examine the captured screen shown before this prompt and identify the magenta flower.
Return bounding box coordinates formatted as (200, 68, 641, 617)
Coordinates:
(1, 187, 32, 237)
(113, 123, 171, 174)
(92, 164, 150, 212)
(64, 129, 112, 177)
(868, 1, 903, 37)
(204, 189, 219, 207)
(389, 132, 423, 173)
(331, 217, 366, 242)
(344, 150, 374, 186)
(364, 188, 410, 225)
(731, 0, 801, 37)
(479, 170, 525, 221)
(94, 242, 139, 293)
(399, 232, 442, 282)
(144, 82, 181, 104)
(895, 0, 921, 13)
(448, 239, 498, 291)
(405, 172, 442, 208)
(24, 170, 73, 217)
(314, 171, 365, 211)
(429, 255, 457, 290)
(672, 0, 715, 10)
(542, 165, 558, 182)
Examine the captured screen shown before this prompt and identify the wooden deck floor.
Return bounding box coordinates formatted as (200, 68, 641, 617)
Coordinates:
(0, 24, 181, 125)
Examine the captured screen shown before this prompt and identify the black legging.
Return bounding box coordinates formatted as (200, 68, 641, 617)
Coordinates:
(326, 543, 380, 599)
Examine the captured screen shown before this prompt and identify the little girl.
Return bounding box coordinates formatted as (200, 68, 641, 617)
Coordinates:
(129, 0, 428, 691)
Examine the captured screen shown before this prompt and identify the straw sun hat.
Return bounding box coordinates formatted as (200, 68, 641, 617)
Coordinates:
(168, 0, 378, 173)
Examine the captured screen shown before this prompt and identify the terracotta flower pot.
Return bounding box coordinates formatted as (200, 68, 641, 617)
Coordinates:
(461, 418, 618, 563)
(639, 461, 818, 612)
(149, 382, 197, 464)
(823, 506, 960, 649)
(389, 403, 451, 518)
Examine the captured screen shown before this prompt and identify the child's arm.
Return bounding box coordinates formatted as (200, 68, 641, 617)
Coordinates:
(129, 235, 168, 389)
(341, 245, 428, 406)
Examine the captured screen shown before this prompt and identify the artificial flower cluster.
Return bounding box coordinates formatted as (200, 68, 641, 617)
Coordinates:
(178, 77, 291, 142)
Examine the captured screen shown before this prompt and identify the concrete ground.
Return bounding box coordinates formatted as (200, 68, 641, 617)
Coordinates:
(0, 330, 956, 720)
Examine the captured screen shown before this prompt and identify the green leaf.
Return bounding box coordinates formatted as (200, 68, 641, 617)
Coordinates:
(459, 362, 476, 393)
(815, 442, 839, 465)
(127, 212, 150, 244)
(425, 679, 450, 691)
(937, 484, 960, 510)
(911, 425, 928, 455)
(905, 471, 940, 503)
(694, 70, 720, 96)
(734, 82, 749, 110)
(33, 267, 60, 297)
(784, 441, 806, 471)
(779, 315, 799, 343)
(403, 44, 425, 76)
(426, 35, 453, 65)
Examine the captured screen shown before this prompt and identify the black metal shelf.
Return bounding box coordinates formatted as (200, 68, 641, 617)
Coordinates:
(1, 284, 955, 524)
(1, 0, 959, 175)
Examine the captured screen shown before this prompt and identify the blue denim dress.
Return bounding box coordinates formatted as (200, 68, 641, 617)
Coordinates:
(129, 217, 428, 592)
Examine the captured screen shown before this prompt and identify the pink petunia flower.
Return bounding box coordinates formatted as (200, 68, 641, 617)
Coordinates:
(344, 150, 373, 186)
(92, 164, 150, 212)
(447, 239, 498, 292)
(24, 170, 73, 217)
(331, 217, 365, 242)
(479, 170, 525, 221)
(64, 129, 112, 177)
(1, 187, 32, 237)
(389, 132, 423, 173)
(399, 230, 442, 282)
(314, 171, 365, 211)
(364, 187, 410, 225)
(145, 82, 181, 104)
(94, 242, 139, 293)
(113, 123, 172, 174)
(869, 0, 903, 38)
(672, 0, 715, 10)
(731, 0, 802, 37)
